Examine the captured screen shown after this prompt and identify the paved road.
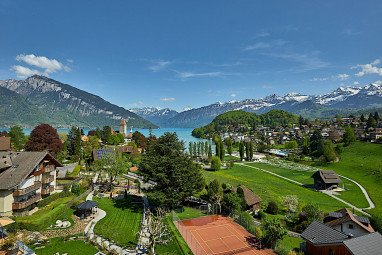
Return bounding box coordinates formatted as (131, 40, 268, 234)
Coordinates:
(238, 163, 372, 216)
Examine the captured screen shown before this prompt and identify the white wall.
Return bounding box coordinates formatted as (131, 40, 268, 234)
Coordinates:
(332, 221, 369, 237)
(20, 177, 34, 189)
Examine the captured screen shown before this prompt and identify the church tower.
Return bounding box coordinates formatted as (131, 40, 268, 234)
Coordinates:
(120, 119, 127, 136)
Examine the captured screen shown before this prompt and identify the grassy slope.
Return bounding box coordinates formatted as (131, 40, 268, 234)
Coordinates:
(155, 217, 193, 255)
(32, 238, 98, 255)
(245, 162, 369, 209)
(319, 142, 382, 216)
(94, 196, 143, 248)
(202, 164, 346, 213)
(15, 196, 76, 230)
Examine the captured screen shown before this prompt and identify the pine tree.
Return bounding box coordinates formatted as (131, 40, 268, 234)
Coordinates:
(239, 141, 245, 161)
(201, 142, 205, 156)
(245, 142, 250, 160)
(208, 145, 212, 159)
(189, 141, 193, 157)
(205, 141, 209, 157)
(193, 142, 197, 157)
(374, 112, 380, 121)
(226, 137, 232, 155)
(216, 141, 220, 158)
(360, 113, 365, 122)
(249, 141, 254, 160)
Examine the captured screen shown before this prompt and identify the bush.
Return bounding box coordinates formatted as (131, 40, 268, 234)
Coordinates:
(37, 191, 72, 207)
(267, 201, 279, 215)
(257, 210, 266, 220)
(71, 200, 83, 210)
(210, 156, 221, 171)
(71, 182, 82, 195)
(275, 240, 292, 255)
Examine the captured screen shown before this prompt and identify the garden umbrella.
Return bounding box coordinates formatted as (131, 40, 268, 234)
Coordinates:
(77, 200, 98, 210)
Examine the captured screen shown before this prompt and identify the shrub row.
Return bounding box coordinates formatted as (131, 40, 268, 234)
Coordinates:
(37, 191, 72, 207)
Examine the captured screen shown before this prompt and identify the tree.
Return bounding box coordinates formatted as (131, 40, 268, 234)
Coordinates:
(220, 141, 225, 161)
(205, 141, 209, 157)
(367, 114, 377, 130)
(216, 140, 221, 157)
(310, 129, 324, 157)
(266, 201, 279, 215)
(139, 132, 204, 208)
(193, 142, 197, 157)
(226, 138, 232, 155)
(101, 126, 111, 144)
(211, 156, 221, 171)
(144, 208, 171, 254)
(322, 140, 337, 162)
(25, 124, 62, 155)
(223, 192, 243, 212)
(249, 141, 254, 160)
(6, 126, 26, 150)
(301, 203, 323, 224)
(83, 135, 100, 168)
(67, 126, 81, 157)
(133, 131, 146, 148)
(262, 217, 287, 249)
(343, 127, 356, 146)
(374, 111, 380, 121)
(360, 113, 365, 122)
(189, 141, 193, 157)
(208, 179, 223, 212)
(285, 141, 298, 150)
(282, 195, 298, 213)
(239, 141, 245, 161)
(208, 145, 212, 159)
(58, 131, 68, 142)
(95, 127, 102, 138)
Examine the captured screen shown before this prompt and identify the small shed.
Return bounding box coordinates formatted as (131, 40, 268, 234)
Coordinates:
(312, 170, 342, 190)
(233, 185, 262, 211)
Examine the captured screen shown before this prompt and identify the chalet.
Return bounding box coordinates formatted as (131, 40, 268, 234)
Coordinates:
(312, 170, 342, 190)
(233, 185, 262, 211)
(324, 208, 374, 237)
(301, 220, 382, 255)
(0, 151, 62, 217)
(0, 137, 11, 151)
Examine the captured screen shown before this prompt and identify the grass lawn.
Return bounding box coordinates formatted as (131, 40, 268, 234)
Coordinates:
(174, 206, 209, 220)
(319, 142, 382, 216)
(94, 196, 143, 248)
(281, 236, 303, 251)
(32, 237, 98, 255)
(245, 162, 369, 209)
(202, 164, 347, 213)
(15, 195, 76, 231)
(155, 217, 193, 255)
(57, 179, 73, 185)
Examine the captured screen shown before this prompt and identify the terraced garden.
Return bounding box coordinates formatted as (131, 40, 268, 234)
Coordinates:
(93, 196, 143, 248)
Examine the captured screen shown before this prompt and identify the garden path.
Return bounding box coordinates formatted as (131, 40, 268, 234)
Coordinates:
(338, 175, 375, 210)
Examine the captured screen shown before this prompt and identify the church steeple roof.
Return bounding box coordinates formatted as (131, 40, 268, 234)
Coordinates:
(120, 119, 126, 125)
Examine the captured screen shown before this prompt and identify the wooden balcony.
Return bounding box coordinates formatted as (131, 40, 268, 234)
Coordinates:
(12, 193, 41, 210)
(41, 185, 54, 195)
(13, 182, 41, 197)
(41, 165, 55, 174)
(41, 176, 54, 184)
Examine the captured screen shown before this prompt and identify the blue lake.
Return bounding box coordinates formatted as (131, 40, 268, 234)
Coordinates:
(0, 128, 212, 148)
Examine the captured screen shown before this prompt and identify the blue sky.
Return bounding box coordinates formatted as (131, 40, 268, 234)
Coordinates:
(1, 0, 382, 111)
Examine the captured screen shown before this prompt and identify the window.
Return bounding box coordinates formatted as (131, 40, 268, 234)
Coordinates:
(349, 224, 354, 229)
(329, 249, 335, 255)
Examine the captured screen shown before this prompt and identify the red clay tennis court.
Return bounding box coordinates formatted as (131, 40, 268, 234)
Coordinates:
(174, 215, 275, 255)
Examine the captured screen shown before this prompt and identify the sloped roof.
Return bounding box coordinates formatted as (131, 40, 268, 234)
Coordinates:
(325, 208, 374, 234)
(117, 146, 134, 154)
(233, 185, 262, 206)
(0, 151, 62, 190)
(120, 119, 126, 125)
(343, 232, 382, 255)
(301, 220, 348, 245)
(314, 170, 342, 184)
(0, 137, 11, 151)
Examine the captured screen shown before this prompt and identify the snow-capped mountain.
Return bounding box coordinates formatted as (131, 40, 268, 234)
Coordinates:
(129, 107, 178, 127)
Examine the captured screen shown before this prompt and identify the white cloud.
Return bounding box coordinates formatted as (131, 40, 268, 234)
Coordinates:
(374, 80, 382, 85)
(336, 74, 350, 81)
(231, 94, 237, 97)
(138, 101, 143, 105)
(177, 71, 221, 79)
(11, 65, 43, 79)
(15, 54, 70, 73)
(352, 59, 382, 77)
(353, 81, 359, 85)
(148, 60, 171, 72)
(310, 77, 327, 82)
(160, 97, 175, 101)
(262, 85, 272, 89)
(266, 51, 329, 71)
(66, 59, 74, 63)
(206, 89, 212, 93)
(244, 40, 286, 51)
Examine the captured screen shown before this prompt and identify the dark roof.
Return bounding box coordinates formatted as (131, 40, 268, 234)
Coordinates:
(315, 170, 343, 184)
(325, 208, 374, 234)
(93, 149, 114, 160)
(233, 185, 262, 206)
(301, 220, 348, 245)
(328, 211, 343, 218)
(0, 137, 11, 151)
(0, 151, 62, 190)
(343, 232, 382, 255)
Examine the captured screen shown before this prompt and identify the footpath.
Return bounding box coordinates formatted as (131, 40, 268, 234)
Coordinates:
(83, 173, 150, 254)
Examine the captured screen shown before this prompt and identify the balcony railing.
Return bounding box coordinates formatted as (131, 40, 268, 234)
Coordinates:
(12, 193, 42, 210)
(41, 176, 54, 184)
(13, 182, 41, 197)
(41, 165, 55, 174)
(41, 185, 55, 195)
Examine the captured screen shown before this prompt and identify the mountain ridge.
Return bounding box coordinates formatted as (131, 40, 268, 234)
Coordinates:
(0, 75, 158, 129)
